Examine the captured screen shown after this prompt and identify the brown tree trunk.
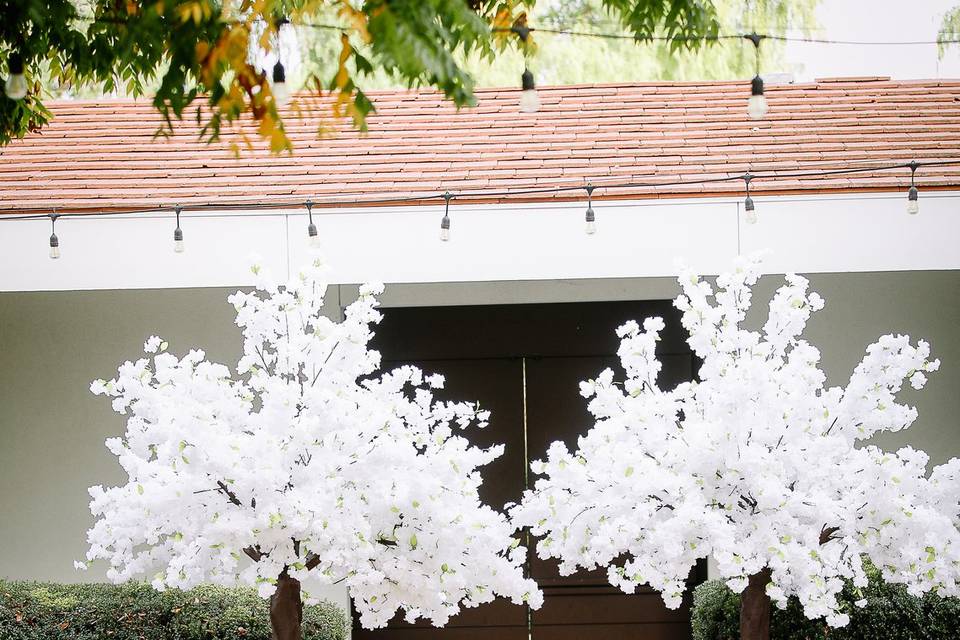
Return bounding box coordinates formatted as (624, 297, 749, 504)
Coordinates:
(740, 568, 772, 640)
(270, 568, 303, 640)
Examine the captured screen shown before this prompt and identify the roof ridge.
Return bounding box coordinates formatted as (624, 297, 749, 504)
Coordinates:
(36, 77, 960, 107)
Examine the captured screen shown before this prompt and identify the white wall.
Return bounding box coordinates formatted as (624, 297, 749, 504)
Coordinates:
(2, 191, 958, 291)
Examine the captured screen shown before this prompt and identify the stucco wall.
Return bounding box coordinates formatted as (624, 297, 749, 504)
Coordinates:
(1, 271, 957, 607)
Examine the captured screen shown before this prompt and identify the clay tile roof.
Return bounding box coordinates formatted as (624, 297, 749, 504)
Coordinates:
(1, 77, 959, 213)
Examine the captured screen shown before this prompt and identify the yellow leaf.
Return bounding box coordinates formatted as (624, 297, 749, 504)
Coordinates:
(334, 34, 353, 91)
(195, 41, 210, 62)
(338, 5, 371, 42)
(492, 8, 514, 31)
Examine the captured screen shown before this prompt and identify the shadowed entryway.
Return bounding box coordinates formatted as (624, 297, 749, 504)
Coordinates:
(356, 300, 705, 639)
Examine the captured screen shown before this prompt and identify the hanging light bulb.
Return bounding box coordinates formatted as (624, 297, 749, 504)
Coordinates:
(512, 24, 539, 114)
(748, 75, 768, 120)
(4, 53, 28, 100)
(48, 213, 60, 259)
(173, 205, 185, 253)
(272, 61, 290, 106)
(305, 200, 320, 247)
(906, 161, 919, 215)
(520, 68, 540, 114)
(743, 173, 758, 224)
(744, 196, 757, 224)
(744, 33, 767, 120)
(584, 184, 596, 234)
(440, 192, 452, 241)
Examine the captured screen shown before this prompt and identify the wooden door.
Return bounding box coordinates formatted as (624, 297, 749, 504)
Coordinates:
(354, 301, 702, 639)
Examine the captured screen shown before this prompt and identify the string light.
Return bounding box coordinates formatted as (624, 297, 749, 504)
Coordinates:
(173, 205, 185, 253)
(440, 191, 452, 241)
(584, 183, 596, 234)
(907, 161, 919, 215)
(4, 53, 28, 100)
(3, 160, 954, 260)
(48, 212, 60, 259)
(745, 34, 768, 120)
(306, 199, 320, 247)
(513, 25, 539, 114)
(743, 173, 757, 224)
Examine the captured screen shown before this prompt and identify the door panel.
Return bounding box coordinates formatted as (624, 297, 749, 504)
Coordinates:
(359, 301, 699, 640)
(381, 357, 527, 510)
(353, 358, 528, 639)
(524, 354, 694, 587)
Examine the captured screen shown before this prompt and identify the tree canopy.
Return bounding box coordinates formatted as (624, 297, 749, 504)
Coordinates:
(81, 257, 539, 637)
(512, 255, 959, 640)
(0, 0, 734, 151)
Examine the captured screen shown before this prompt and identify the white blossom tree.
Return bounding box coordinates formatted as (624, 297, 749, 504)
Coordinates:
(79, 257, 541, 640)
(511, 255, 959, 640)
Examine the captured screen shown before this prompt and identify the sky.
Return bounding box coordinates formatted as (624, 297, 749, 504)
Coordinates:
(783, 0, 960, 80)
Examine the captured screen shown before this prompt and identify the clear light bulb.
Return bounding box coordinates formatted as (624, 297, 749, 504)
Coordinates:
(748, 75, 767, 120)
(174, 227, 184, 253)
(5, 73, 27, 100)
(272, 61, 290, 106)
(5, 53, 27, 100)
(907, 186, 919, 215)
(49, 235, 60, 259)
(273, 81, 290, 106)
(520, 88, 540, 113)
(747, 94, 767, 120)
(519, 68, 539, 113)
(308, 223, 320, 248)
(440, 215, 451, 241)
(744, 196, 757, 224)
(585, 207, 596, 235)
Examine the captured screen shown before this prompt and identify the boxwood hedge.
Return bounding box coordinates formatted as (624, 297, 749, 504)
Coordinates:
(0, 580, 347, 640)
(691, 564, 960, 640)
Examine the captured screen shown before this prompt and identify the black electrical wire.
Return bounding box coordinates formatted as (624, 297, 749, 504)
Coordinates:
(0, 159, 956, 221)
(77, 14, 960, 46)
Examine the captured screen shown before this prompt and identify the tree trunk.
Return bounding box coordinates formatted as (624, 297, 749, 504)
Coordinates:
(270, 569, 303, 640)
(740, 568, 772, 640)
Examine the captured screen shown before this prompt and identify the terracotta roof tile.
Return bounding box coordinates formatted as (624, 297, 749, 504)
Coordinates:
(1, 77, 959, 213)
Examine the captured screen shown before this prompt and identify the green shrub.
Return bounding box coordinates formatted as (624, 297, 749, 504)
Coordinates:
(691, 565, 960, 640)
(0, 580, 347, 640)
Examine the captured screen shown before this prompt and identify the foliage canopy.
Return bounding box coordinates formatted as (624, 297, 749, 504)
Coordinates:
(0, 0, 728, 150)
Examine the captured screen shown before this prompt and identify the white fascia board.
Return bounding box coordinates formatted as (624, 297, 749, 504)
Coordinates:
(0, 191, 957, 292)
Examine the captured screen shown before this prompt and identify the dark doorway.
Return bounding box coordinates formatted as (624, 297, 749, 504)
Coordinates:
(355, 301, 704, 639)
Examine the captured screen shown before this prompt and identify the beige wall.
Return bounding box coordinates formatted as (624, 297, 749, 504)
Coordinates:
(1, 272, 957, 590)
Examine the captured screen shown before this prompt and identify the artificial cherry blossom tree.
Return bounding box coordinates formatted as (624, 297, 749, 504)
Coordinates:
(79, 257, 540, 640)
(511, 255, 959, 640)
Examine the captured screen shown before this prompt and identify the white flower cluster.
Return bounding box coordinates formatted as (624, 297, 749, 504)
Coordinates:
(82, 257, 540, 629)
(512, 255, 957, 627)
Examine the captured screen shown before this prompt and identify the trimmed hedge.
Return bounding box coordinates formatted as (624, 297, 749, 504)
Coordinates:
(691, 566, 960, 640)
(0, 581, 347, 640)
